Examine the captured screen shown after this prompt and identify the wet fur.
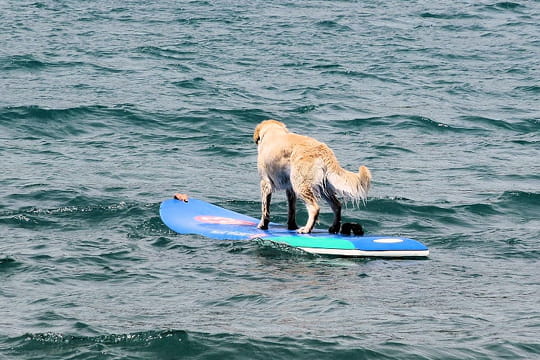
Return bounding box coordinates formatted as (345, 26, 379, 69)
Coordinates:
(253, 120, 372, 234)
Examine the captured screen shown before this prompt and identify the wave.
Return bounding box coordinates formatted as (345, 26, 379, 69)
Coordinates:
(0, 196, 151, 232)
(1, 105, 96, 138)
(372, 191, 540, 222)
(321, 69, 403, 85)
(4, 330, 190, 359)
(419, 12, 482, 20)
(0, 104, 181, 140)
(459, 115, 538, 133)
(333, 114, 538, 135)
(0, 55, 47, 71)
(515, 85, 540, 94)
(172, 77, 207, 89)
(136, 44, 198, 61)
(1, 104, 163, 125)
(484, 2, 527, 12)
(315, 20, 352, 32)
(0, 256, 20, 272)
(335, 114, 472, 134)
(495, 191, 540, 220)
(0, 54, 127, 74)
(4, 329, 538, 360)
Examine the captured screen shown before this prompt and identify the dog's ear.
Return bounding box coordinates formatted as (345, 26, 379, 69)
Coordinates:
(253, 123, 261, 144)
(254, 120, 285, 144)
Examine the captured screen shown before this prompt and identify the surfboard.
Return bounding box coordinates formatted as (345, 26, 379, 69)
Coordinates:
(159, 198, 429, 258)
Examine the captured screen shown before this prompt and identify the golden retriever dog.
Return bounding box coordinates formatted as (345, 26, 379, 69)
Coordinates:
(253, 120, 372, 234)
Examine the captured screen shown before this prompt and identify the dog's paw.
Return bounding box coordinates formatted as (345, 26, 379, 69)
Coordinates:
(297, 226, 311, 234)
(328, 224, 340, 234)
(340, 222, 364, 236)
(257, 222, 269, 230)
(287, 222, 298, 231)
(350, 223, 364, 236)
(340, 223, 352, 236)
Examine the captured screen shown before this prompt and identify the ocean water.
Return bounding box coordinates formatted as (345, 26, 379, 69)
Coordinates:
(1, 0, 539, 358)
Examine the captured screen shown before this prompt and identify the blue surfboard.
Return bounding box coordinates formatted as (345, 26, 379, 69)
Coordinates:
(160, 198, 429, 258)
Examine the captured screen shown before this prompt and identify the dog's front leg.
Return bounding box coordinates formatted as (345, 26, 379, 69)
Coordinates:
(258, 179, 272, 230)
(286, 188, 298, 230)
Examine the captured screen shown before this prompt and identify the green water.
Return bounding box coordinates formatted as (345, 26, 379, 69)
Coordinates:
(1, 1, 539, 359)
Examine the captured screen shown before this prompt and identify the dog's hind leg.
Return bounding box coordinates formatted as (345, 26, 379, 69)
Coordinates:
(286, 188, 298, 230)
(297, 187, 320, 234)
(258, 179, 272, 230)
(322, 192, 342, 234)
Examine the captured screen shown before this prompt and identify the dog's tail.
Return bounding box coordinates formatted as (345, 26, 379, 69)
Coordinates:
(326, 165, 372, 205)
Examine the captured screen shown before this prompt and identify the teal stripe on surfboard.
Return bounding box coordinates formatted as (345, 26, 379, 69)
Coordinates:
(268, 236, 356, 250)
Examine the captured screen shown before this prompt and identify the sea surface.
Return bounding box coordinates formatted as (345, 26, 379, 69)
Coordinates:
(1, 0, 539, 359)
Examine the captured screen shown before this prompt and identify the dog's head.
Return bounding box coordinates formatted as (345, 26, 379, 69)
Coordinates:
(253, 120, 287, 144)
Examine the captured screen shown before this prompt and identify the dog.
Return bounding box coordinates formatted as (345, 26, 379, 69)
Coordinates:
(253, 120, 371, 234)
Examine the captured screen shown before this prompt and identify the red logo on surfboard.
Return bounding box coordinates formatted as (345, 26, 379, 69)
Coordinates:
(194, 215, 256, 226)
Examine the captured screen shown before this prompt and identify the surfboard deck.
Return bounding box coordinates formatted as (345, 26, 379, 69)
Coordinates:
(160, 198, 429, 258)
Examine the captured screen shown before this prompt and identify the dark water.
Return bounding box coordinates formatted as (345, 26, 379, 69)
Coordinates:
(1, 0, 539, 359)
